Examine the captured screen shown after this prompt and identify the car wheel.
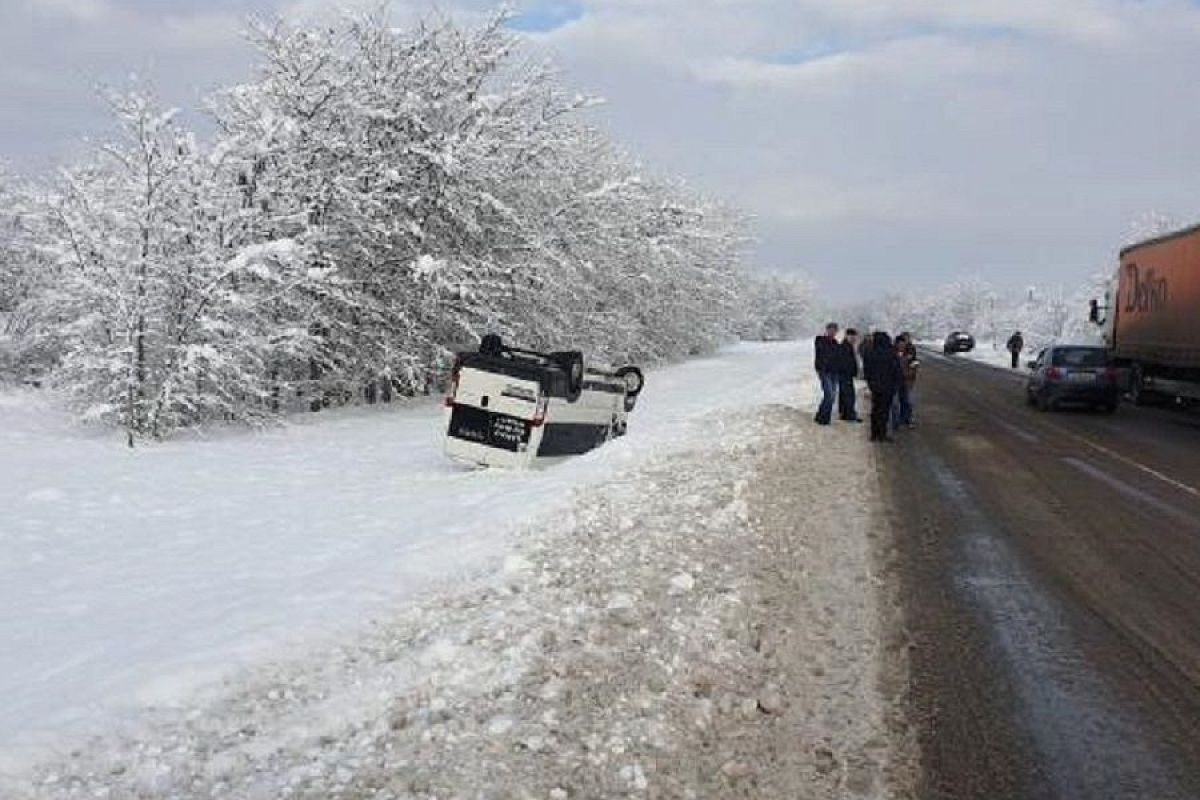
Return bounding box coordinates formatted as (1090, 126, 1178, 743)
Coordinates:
(1101, 401, 1118, 414)
(1036, 392, 1054, 412)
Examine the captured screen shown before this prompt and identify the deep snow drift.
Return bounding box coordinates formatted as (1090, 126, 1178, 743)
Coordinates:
(0, 342, 815, 773)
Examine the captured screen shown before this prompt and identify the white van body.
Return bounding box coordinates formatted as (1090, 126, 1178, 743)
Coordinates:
(444, 340, 642, 468)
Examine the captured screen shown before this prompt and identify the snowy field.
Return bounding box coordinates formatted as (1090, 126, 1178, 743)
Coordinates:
(0, 341, 821, 780)
(4, 340, 915, 799)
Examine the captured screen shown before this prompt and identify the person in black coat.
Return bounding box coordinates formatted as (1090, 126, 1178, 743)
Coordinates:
(1006, 331, 1025, 369)
(835, 328, 862, 422)
(813, 322, 840, 425)
(862, 331, 903, 442)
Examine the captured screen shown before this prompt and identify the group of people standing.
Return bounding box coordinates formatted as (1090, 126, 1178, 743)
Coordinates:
(813, 323, 919, 443)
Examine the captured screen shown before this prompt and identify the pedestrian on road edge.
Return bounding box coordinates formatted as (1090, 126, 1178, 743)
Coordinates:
(893, 333, 919, 430)
(837, 328, 863, 422)
(814, 322, 840, 426)
(1007, 330, 1025, 369)
(863, 330, 903, 442)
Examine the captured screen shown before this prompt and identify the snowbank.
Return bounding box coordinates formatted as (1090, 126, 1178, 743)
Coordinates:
(9, 399, 915, 799)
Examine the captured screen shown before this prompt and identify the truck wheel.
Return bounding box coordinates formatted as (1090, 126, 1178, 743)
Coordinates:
(551, 351, 584, 400)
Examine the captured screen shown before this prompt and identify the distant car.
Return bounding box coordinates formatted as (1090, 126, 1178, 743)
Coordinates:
(943, 331, 976, 354)
(1025, 345, 1119, 412)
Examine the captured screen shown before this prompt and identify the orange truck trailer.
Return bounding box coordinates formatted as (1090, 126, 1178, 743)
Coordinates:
(1090, 224, 1200, 404)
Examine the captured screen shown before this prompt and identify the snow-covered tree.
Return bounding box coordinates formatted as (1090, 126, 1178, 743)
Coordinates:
(209, 7, 750, 386)
(3, 8, 769, 436)
(840, 274, 1107, 352)
(32, 90, 329, 441)
(1125, 211, 1180, 247)
(736, 271, 815, 341)
(36, 91, 207, 439)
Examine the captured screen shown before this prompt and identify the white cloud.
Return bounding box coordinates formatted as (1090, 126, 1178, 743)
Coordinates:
(690, 35, 1016, 93)
(8, 0, 1200, 297)
(30, 0, 114, 23)
(789, 0, 1129, 45)
(749, 175, 962, 225)
(159, 12, 245, 49)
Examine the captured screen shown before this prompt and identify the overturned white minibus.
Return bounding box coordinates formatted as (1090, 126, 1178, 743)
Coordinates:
(443, 335, 644, 468)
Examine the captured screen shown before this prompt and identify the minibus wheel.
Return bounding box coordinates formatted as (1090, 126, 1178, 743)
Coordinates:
(616, 366, 644, 395)
(479, 333, 504, 356)
(551, 351, 585, 399)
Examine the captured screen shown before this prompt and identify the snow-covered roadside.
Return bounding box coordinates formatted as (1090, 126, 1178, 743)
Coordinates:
(0, 343, 812, 774)
(11, 400, 916, 799)
(919, 340, 1029, 373)
(958, 342, 1029, 372)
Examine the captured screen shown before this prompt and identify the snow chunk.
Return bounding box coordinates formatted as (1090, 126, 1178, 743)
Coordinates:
(485, 716, 514, 736)
(606, 592, 636, 610)
(503, 554, 534, 574)
(668, 572, 695, 594)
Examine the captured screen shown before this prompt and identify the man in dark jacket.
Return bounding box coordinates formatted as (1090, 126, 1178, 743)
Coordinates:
(1006, 331, 1024, 369)
(813, 322, 840, 425)
(836, 328, 862, 422)
(863, 331, 903, 442)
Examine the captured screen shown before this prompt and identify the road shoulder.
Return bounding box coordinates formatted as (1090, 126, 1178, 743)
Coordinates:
(14, 405, 915, 799)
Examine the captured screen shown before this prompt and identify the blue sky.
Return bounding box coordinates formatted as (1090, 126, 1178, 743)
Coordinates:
(506, 1, 584, 32)
(5, 0, 1200, 300)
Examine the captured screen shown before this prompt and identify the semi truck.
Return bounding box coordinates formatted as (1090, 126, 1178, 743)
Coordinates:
(1090, 224, 1200, 405)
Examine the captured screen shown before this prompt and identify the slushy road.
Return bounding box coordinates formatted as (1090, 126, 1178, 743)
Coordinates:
(884, 352, 1200, 799)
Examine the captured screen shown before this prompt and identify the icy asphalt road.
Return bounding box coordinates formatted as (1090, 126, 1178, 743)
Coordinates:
(886, 352, 1200, 798)
(0, 342, 807, 769)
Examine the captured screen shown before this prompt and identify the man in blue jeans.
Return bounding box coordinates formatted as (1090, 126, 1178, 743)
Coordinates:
(813, 322, 840, 425)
